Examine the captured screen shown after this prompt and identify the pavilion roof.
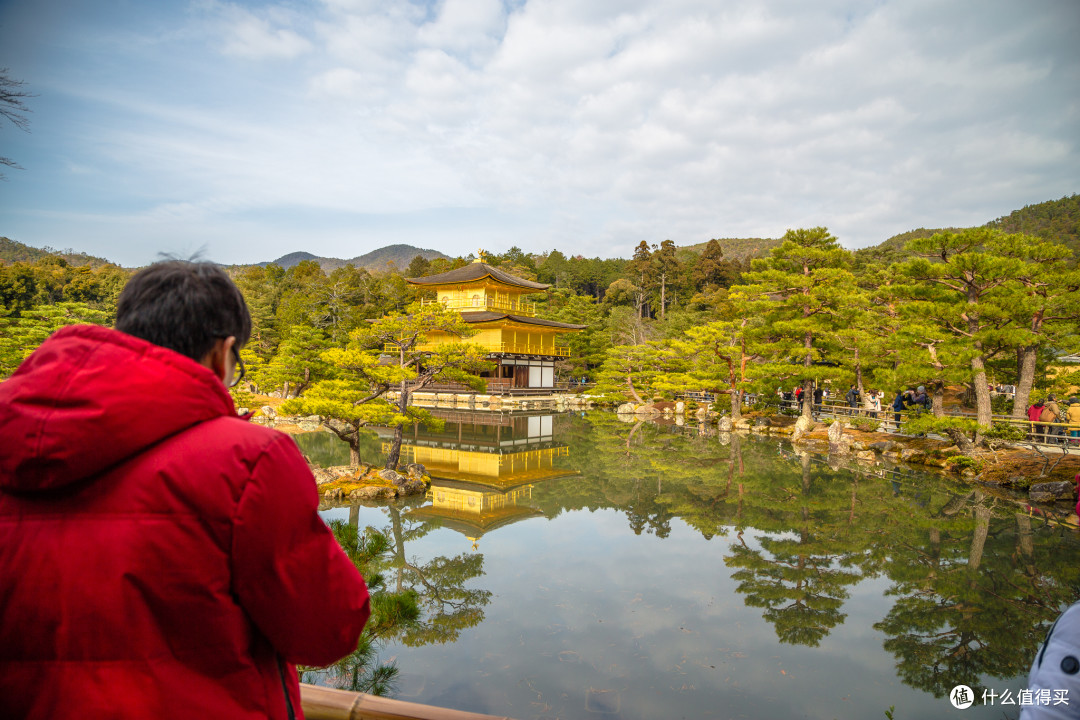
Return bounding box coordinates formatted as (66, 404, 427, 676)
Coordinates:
(406, 262, 550, 291)
(458, 311, 586, 330)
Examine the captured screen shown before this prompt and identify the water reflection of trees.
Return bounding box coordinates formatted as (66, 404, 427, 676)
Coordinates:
(873, 491, 1080, 697)
(724, 453, 863, 647)
(314, 413, 1080, 701)
(540, 415, 1080, 695)
(384, 504, 492, 647)
(306, 499, 492, 694)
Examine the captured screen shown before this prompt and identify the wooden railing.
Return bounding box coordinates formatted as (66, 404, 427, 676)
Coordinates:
(751, 398, 1080, 448)
(419, 297, 536, 317)
(385, 342, 570, 357)
(301, 683, 514, 720)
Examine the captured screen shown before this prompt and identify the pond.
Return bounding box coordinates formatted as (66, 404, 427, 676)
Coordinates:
(295, 411, 1080, 720)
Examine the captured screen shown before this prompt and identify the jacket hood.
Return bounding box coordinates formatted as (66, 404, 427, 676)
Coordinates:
(0, 325, 237, 493)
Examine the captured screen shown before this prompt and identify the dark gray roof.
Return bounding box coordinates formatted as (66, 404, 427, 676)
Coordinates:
(406, 262, 549, 291)
(459, 311, 586, 330)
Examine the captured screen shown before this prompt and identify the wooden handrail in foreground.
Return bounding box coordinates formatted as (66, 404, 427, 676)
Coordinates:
(300, 683, 516, 720)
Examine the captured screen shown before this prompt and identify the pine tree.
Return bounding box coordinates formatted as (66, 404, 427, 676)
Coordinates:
(652, 239, 681, 320)
(986, 233, 1080, 419)
(257, 324, 334, 398)
(691, 238, 729, 289)
(733, 228, 853, 419)
(901, 228, 1026, 437)
(627, 241, 654, 318)
(284, 302, 491, 469)
(594, 341, 678, 404)
(658, 318, 751, 419)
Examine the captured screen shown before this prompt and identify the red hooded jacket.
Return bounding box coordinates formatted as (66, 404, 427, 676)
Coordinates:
(0, 325, 370, 719)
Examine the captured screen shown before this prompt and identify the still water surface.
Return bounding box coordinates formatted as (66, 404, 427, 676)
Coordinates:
(297, 411, 1080, 720)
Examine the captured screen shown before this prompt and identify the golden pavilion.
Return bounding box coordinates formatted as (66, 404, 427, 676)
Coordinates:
(388, 410, 579, 548)
(406, 255, 585, 393)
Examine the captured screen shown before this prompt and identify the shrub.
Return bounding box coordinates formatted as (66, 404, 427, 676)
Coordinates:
(901, 414, 980, 438)
(946, 455, 983, 473)
(850, 416, 881, 432)
(984, 422, 1027, 443)
(990, 394, 1014, 415)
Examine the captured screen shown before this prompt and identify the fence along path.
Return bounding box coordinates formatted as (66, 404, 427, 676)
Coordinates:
(301, 684, 515, 720)
(674, 393, 1080, 451)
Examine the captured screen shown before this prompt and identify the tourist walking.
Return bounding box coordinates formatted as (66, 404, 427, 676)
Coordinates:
(911, 386, 930, 414)
(1042, 394, 1064, 443)
(865, 390, 882, 418)
(892, 390, 907, 429)
(1028, 398, 1047, 442)
(1067, 397, 1080, 446)
(845, 385, 860, 415)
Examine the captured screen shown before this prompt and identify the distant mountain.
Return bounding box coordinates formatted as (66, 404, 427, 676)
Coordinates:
(856, 194, 1079, 264)
(258, 244, 450, 273)
(987, 193, 1080, 257)
(678, 236, 783, 262)
(266, 251, 320, 268)
(0, 236, 113, 267)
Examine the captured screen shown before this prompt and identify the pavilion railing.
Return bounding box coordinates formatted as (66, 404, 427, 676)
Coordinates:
(418, 297, 537, 317)
(384, 342, 570, 357)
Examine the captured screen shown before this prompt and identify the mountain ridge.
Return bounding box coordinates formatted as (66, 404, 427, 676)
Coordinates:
(255, 244, 450, 273)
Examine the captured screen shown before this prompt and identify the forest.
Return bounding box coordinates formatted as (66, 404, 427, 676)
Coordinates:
(2, 194, 1079, 454)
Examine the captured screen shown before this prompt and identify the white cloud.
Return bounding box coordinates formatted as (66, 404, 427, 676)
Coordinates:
(5, 0, 1078, 265)
(210, 2, 313, 59)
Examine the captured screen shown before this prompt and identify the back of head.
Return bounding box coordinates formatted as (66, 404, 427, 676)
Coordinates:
(115, 261, 251, 361)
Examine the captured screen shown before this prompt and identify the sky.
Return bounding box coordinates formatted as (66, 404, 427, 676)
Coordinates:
(0, 0, 1077, 268)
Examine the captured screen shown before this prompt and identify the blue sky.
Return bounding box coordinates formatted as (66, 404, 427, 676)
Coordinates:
(1, 0, 1077, 267)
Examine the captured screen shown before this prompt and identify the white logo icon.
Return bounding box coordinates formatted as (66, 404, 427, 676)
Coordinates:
(950, 685, 975, 709)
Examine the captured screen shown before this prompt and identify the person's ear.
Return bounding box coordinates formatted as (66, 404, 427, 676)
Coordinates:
(200, 336, 236, 385)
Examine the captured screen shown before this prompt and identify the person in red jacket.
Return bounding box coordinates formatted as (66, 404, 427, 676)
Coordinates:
(0, 261, 370, 720)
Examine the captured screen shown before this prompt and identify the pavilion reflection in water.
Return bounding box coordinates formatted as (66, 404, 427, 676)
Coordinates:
(383, 410, 578, 548)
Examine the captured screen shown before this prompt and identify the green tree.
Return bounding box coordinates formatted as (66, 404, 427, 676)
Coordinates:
(733, 228, 854, 419)
(285, 303, 491, 470)
(0, 302, 109, 377)
(257, 324, 334, 398)
(547, 290, 606, 379)
(405, 254, 431, 278)
(691, 238, 739, 290)
(652, 239, 682, 320)
(988, 233, 1080, 419)
(537, 249, 571, 288)
(626, 241, 654, 318)
(594, 341, 679, 404)
(901, 228, 1026, 436)
(881, 267, 979, 423)
(232, 264, 286, 364)
(0, 262, 38, 316)
(658, 308, 752, 419)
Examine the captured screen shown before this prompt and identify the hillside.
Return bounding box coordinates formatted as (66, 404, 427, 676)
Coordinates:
(0, 236, 112, 267)
(259, 244, 449, 273)
(852, 227, 956, 265)
(986, 193, 1080, 256)
(853, 194, 1079, 264)
(678, 236, 783, 262)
